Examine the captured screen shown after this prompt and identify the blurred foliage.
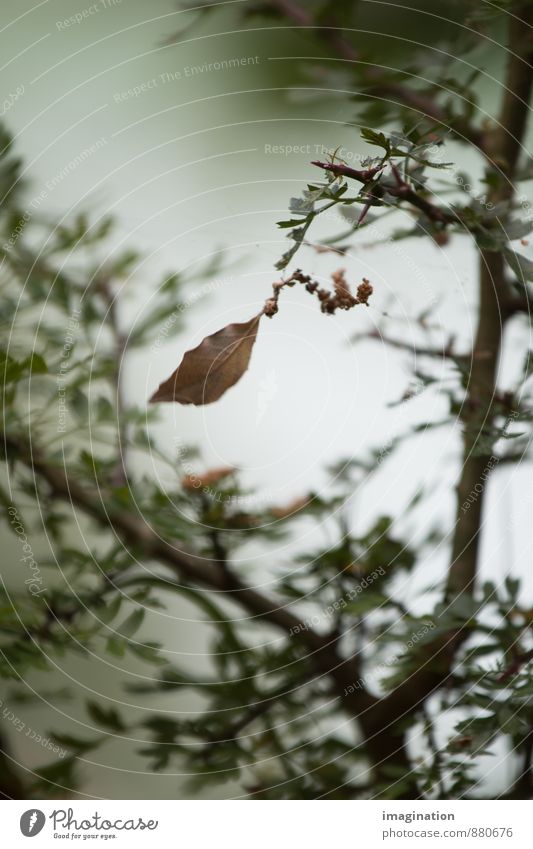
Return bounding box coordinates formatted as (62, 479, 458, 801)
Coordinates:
(1, 0, 533, 801)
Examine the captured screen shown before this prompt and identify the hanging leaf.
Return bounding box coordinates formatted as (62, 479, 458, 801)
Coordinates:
(150, 313, 262, 405)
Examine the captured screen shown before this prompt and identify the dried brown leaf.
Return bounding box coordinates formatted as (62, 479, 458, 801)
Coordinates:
(149, 313, 262, 405)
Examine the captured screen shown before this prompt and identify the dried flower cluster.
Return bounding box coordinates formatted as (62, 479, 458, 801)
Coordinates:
(263, 268, 373, 317)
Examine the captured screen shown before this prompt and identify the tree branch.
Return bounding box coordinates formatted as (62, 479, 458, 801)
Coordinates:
(4, 432, 378, 717)
(376, 3, 533, 724)
(360, 328, 461, 361)
(268, 0, 485, 151)
(0, 732, 26, 799)
(201, 667, 319, 753)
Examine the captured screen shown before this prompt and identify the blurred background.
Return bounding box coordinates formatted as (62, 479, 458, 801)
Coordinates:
(1, 0, 531, 798)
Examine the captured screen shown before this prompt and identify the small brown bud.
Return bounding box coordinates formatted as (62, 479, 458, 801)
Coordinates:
(182, 466, 235, 491)
(331, 268, 357, 309)
(433, 231, 450, 246)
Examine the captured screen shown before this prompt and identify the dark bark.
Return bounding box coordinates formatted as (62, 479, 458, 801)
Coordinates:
(0, 733, 26, 799)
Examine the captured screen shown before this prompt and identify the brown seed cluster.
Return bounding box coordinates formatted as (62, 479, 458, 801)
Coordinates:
(356, 278, 373, 305)
(263, 268, 373, 317)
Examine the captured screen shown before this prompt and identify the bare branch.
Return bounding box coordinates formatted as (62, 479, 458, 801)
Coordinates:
(360, 328, 461, 361)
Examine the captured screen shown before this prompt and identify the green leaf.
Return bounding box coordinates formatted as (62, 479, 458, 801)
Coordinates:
(119, 608, 145, 638)
(504, 247, 533, 282)
(0, 350, 48, 383)
(98, 595, 122, 626)
(504, 219, 533, 241)
(439, 594, 481, 623)
(361, 127, 390, 151)
(289, 196, 314, 215)
(34, 756, 77, 786)
(504, 576, 520, 601)
(277, 218, 311, 229)
(128, 642, 165, 665)
(86, 701, 126, 732)
(51, 732, 100, 753)
(106, 635, 126, 657)
(344, 592, 390, 615)
(27, 352, 48, 374)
